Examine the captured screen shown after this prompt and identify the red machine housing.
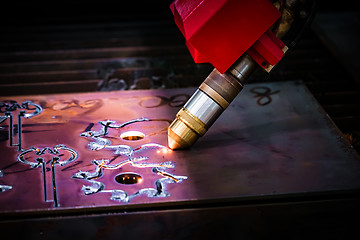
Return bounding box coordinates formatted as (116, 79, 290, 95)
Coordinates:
(170, 0, 285, 73)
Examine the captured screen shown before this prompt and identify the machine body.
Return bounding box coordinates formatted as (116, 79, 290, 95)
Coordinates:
(168, 0, 288, 149)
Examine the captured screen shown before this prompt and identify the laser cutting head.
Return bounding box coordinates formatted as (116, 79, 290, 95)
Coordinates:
(168, 0, 316, 149)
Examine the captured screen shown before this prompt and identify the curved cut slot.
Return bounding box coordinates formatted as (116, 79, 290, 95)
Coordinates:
(120, 131, 145, 141)
(115, 173, 143, 185)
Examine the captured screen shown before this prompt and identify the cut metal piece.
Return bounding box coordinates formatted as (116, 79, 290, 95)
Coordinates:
(72, 134, 186, 203)
(80, 118, 150, 155)
(0, 82, 360, 215)
(0, 101, 43, 151)
(16, 145, 78, 207)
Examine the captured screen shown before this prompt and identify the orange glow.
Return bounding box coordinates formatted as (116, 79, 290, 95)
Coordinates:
(156, 171, 179, 182)
(156, 148, 172, 154)
(120, 131, 145, 141)
(102, 160, 130, 170)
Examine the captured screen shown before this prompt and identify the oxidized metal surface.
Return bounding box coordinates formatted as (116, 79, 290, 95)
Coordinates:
(1, 81, 360, 216)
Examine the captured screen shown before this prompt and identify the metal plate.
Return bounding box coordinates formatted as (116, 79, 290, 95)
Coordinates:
(1, 80, 360, 216)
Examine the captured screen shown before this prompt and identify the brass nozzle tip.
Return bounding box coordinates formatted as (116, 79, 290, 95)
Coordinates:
(167, 117, 199, 150)
(167, 133, 184, 150)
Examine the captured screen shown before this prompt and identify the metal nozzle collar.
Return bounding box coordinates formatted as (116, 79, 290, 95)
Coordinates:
(168, 54, 257, 149)
(168, 89, 223, 149)
(168, 70, 242, 149)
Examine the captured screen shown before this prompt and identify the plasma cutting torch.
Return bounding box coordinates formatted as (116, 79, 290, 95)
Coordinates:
(167, 0, 316, 149)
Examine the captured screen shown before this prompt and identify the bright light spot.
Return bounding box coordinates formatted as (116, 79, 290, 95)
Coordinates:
(120, 131, 145, 141)
(157, 148, 172, 154)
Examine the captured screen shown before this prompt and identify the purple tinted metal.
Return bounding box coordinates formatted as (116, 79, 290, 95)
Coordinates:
(0, 81, 360, 216)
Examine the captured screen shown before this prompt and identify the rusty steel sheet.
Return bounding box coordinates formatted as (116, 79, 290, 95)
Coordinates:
(1, 80, 360, 216)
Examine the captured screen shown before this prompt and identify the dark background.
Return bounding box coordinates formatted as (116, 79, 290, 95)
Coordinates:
(1, 0, 359, 151)
(0, 1, 360, 238)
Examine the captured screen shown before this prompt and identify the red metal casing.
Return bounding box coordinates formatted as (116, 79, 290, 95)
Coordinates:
(170, 0, 281, 73)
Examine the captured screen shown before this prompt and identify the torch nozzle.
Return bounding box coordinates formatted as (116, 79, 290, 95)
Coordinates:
(168, 54, 256, 149)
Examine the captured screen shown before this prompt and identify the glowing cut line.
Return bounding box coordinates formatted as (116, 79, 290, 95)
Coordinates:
(102, 158, 174, 170)
(73, 157, 187, 201)
(153, 167, 180, 183)
(75, 118, 187, 202)
(80, 118, 149, 155)
(72, 154, 174, 181)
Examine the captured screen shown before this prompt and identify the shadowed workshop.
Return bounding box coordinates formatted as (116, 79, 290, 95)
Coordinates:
(1, 0, 360, 239)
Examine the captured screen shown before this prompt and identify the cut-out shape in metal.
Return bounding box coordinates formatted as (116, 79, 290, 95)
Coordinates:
(82, 180, 105, 195)
(107, 167, 187, 202)
(72, 153, 187, 202)
(0, 100, 43, 151)
(115, 172, 143, 185)
(76, 118, 187, 202)
(0, 170, 12, 193)
(120, 131, 145, 141)
(80, 118, 149, 155)
(17, 145, 78, 207)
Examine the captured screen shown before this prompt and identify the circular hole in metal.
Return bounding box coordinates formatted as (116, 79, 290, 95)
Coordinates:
(120, 131, 145, 141)
(115, 172, 143, 185)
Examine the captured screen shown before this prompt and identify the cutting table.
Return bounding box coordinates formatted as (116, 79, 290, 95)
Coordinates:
(1, 81, 360, 238)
